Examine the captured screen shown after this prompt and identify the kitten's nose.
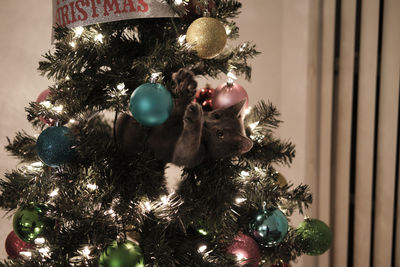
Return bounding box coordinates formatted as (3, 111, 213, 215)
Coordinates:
(240, 136, 253, 153)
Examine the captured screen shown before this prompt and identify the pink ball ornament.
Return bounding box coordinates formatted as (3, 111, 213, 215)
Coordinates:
(212, 82, 249, 110)
(36, 89, 55, 126)
(5, 231, 34, 259)
(227, 233, 260, 267)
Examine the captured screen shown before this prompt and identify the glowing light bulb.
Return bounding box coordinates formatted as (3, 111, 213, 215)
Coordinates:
(34, 237, 46, 244)
(244, 107, 252, 116)
(249, 121, 259, 130)
(225, 25, 232, 35)
(74, 26, 84, 37)
(19, 251, 32, 258)
(116, 83, 125, 90)
(69, 41, 76, 48)
(178, 35, 186, 46)
(236, 252, 245, 261)
(52, 105, 64, 113)
(82, 246, 91, 258)
(174, 0, 183, 4)
(161, 195, 169, 205)
(86, 184, 98, 191)
(240, 171, 250, 177)
(198, 245, 207, 253)
(144, 201, 152, 211)
(235, 198, 246, 204)
(49, 188, 59, 197)
(94, 33, 104, 43)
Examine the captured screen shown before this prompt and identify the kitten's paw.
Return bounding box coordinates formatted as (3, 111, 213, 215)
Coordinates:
(172, 68, 197, 95)
(184, 102, 203, 125)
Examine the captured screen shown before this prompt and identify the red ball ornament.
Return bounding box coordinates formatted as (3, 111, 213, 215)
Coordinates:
(36, 89, 55, 126)
(5, 231, 34, 259)
(212, 82, 249, 110)
(184, 0, 216, 20)
(194, 86, 215, 111)
(227, 233, 260, 267)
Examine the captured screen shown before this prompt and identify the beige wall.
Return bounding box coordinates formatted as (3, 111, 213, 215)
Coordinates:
(0, 1, 315, 266)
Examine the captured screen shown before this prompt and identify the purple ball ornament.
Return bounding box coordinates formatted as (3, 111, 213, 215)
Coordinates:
(226, 233, 260, 267)
(212, 82, 249, 110)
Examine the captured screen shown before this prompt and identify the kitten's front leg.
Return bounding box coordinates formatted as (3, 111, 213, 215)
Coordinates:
(173, 103, 205, 167)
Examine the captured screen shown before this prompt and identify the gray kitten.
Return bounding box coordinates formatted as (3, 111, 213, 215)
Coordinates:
(115, 69, 253, 167)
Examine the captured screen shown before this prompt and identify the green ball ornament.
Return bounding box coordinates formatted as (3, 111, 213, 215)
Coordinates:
(130, 83, 173, 126)
(296, 218, 332, 256)
(249, 208, 288, 247)
(13, 203, 53, 243)
(99, 240, 144, 267)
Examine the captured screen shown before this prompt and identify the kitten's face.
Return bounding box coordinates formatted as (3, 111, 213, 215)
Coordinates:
(203, 100, 253, 159)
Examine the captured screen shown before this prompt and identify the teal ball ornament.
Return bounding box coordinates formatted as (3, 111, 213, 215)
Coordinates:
(36, 126, 75, 167)
(249, 208, 288, 247)
(296, 218, 332, 256)
(13, 203, 53, 243)
(130, 83, 173, 126)
(99, 240, 144, 267)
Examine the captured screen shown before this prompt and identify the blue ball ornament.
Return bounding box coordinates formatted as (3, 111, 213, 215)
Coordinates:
(249, 208, 288, 247)
(36, 126, 75, 167)
(130, 83, 173, 126)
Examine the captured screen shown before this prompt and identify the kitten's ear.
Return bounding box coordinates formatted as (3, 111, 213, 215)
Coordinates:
(227, 99, 247, 116)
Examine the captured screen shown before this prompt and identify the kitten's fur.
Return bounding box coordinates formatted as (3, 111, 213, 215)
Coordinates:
(115, 69, 253, 167)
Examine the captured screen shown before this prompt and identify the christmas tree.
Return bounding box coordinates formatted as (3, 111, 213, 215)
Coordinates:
(0, 1, 331, 266)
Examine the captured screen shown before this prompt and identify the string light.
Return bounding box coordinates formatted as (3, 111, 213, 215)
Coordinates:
(235, 197, 246, 204)
(236, 252, 245, 261)
(34, 237, 46, 245)
(49, 188, 59, 197)
(105, 208, 116, 217)
(174, 0, 183, 5)
(94, 33, 104, 43)
(19, 251, 32, 258)
(249, 121, 259, 130)
(82, 246, 91, 258)
(69, 119, 76, 124)
(69, 41, 76, 48)
(73, 26, 84, 37)
(244, 107, 252, 116)
(86, 183, 98, 191)
(144, 201, 152, 211)
(116, 83, 125, 90)
(40, 101, 52, 108)
(240, 171, 250, 177)
(161, 195, 169, 205)
(178, 35, 186, 46)
(52, 105, 64, 113)
(27, 161, 43, 171)
(38, 246, 51, 258)
(198, 229, 208, 236)
(225, 25, 232, 35)
(197, 245, 207, 253)
(239, 43, 247, 52)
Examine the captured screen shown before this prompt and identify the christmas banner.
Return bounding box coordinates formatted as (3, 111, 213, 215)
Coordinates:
(53, 0, 175, 30)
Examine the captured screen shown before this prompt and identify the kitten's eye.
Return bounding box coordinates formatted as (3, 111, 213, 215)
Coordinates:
(212, 112, 221, 119)
(216, 130, 224, 139)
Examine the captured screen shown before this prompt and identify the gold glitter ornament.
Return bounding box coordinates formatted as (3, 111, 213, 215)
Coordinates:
(186, 17, 227, 59)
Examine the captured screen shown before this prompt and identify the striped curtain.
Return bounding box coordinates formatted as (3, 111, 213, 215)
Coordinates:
(311, 0, 400, 266)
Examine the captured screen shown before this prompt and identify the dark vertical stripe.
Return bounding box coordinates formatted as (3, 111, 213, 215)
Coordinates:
(370, 0, 385, 265)
(347, 0, 362, 266)
(391, 78, 400, 266)
(330, 0, 341, 264)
